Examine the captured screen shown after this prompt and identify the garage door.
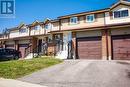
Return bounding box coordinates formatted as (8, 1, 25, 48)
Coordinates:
(5, 44, 14, 49)
(18, 44, 29, 58)
(112, 35, 130, 60)
(77, 37, 102, 59)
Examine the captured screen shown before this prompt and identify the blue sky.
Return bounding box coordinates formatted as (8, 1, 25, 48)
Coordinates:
(0, 0, 118, 33)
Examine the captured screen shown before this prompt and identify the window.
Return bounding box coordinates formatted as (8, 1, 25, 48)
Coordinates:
(45, 23, 51, 30)
(48, 35, 52, 43)
(34, 25, 41, 30)
(19, 28, 27, 33)
(86, 14, 95, 22)
(113, 10, 129, 18)
(70, 17, 78, 24)
(55, 34, 60, 40)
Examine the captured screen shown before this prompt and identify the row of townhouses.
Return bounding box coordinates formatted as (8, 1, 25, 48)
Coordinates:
(0, 0, 130, 60)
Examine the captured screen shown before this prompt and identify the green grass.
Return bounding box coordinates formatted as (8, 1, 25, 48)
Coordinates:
(0, 57, 62, 79)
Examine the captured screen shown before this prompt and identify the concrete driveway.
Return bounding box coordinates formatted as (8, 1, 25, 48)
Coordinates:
(19, 60, 130, 87)
(0, 78, 47, 87)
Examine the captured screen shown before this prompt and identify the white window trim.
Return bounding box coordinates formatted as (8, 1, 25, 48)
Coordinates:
(19, 27, 28, 33)
(86, 14, 95, 23)
(45, 23, 52, 30)
(113, 9, 129, 19)
(19, 29, 27, 33)
(34, 25, 41, 30)
(70, 17, 78, 24)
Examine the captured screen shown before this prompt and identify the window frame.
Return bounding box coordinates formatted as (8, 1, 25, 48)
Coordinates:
(70, 17, 78, 24)
(86, 14, 95, 23)
(19, 28, 28, 33)
(45, 23, 52, 30)
(34, 25, 41, 30)
(113, 9, 129, 19)
(48, 35, 52, 43)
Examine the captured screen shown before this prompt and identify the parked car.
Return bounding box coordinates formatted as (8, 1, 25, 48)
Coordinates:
(0, 48, 21, 61)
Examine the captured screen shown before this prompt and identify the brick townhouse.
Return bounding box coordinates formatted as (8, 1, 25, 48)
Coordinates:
(0, 0, 130, 60)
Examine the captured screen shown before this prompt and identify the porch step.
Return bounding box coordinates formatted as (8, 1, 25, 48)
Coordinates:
(25, 53, 38, 59)
(55, 51, 68, 59)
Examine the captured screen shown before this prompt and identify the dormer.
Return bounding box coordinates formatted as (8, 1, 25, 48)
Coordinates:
(110, 0, 130, 19)
(105, 0, 130, 24)
(31, 20, 42, 30)
(44, 18, 52, 30)
(18, 23, 29, 34)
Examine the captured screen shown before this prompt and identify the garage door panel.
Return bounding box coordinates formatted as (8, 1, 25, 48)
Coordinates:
(78, 49, 101, 52)
(77, 37, 102, 59)
(112, 35, 130, 60)
(5, 44, 14, 49)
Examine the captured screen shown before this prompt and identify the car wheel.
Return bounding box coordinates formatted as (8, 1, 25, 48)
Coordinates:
(14, 56, 19, 60)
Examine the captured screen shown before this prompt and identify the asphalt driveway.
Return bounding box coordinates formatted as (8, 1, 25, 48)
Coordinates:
(19, 60, 130, 87)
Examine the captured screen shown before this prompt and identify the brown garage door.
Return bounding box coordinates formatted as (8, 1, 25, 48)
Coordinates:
(77, 37, 102, 59)
(18, 44, 29, 58)
(112, 35, 130, 60)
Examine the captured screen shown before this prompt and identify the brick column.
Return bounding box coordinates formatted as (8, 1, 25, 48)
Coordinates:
(101, 30, 108, 60)
(3, 41, 6, 48)
(72, 32, 76, 59)
(0, 41, 2, 48)
(60, 33, 63, 51)
(15, 40, 18, 50)
(31, 37, 37, 52)
(107, 30, 112, 60)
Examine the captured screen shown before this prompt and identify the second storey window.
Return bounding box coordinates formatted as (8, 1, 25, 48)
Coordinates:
(86, 14, 95, 22)
(70, 17, 78, 24)
(45, 23, 52, 30)
(34, 25, 41, 30)
(19, 28, 27, 33)
(113, 10, 129, 18)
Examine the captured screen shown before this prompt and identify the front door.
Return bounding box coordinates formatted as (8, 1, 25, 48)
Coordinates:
(38, 39, 42, 53)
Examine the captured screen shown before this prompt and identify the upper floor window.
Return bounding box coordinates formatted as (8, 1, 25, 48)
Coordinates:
(34, 25, 41, 30)
(70, 17, 78, 24)
(86, 14, 95, 22)
(113, 10, 129, 18)
(45, 23, 52, 30)
(19, 28, 28, 33)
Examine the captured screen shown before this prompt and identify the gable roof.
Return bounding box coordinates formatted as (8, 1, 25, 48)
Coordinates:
(44, 18, 51, 24)
(9, 22, 28, 32)
(110, 0, 130, 10)
(18, 22, 26, 29)
(6, 27, 19, 32)
(31, 20, 40, 26)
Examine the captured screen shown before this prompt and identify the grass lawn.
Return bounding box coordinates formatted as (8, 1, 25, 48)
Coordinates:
(0, 57, 62, 79)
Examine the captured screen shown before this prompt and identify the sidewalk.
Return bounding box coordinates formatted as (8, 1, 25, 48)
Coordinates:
(0, 78, 47, 87)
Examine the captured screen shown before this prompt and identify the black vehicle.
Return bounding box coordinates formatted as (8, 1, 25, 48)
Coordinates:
(0, 48, 21, 61)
